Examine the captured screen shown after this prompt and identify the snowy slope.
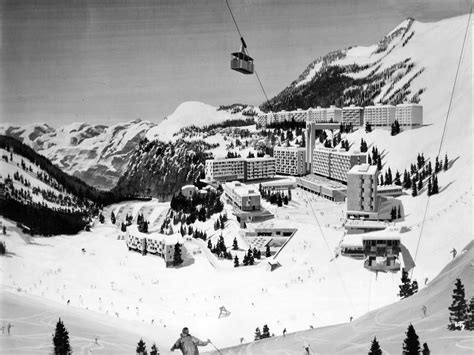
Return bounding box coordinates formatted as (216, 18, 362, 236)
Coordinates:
(146, 101, 252, 142)
(210, 241, 474, 354)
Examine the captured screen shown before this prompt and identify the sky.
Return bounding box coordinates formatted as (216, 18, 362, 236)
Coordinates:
(1, 0, 470, 127)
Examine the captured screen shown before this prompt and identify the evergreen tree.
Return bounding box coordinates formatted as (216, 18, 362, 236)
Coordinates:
(53, 318, 71, 355)
(99, 213, 105, 224)
(377, 157, 382, 171)
(417, 177, 422, 190)
(464, 297, 474, 330)
(435, 156, 440, 173)
(403, 324, 420, 355)
(207, 239, 212, 250)
(368, 336, 382, 355)
(399, 269, 413, 299)
(365, 122, 372, 133)
(265, 244, 271, 257)
(173, 243, 183, 266)
(254, 327, 261, 340)
(427, 177, 432, 196)
(136, 338, 148, 355)
(390, 207, 397, 221)
(397, 205, 402, 219)
(234, 255, 240, 267)
(121, 222, 127, 232)
(368, 156, 372, 165)
(443, 154, 449, 171)
(111, 211, 116, 224)
(422, 343, 430, 355)
(411, 280, 418, 295)
(283, 195, 289, 205)
(232, 237, 239, 250)
(288, 188, 292, 201)
(261, 324, 271, 339)
(448, 278, 468, 330)
(150, 343, 159, 355)
(247, 249, 255, 265)
(379, 175, 384, 186)
(431, 175, 439, 194)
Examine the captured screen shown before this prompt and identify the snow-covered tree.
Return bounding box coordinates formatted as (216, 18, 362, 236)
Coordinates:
(150, 343, 159, 355)
(232, 237, 239, 250)
(261, 324, 271, 339)
(136, 338, 147, 355)
(111, 211, 116, 224)
(399, 269, 415, 299)
(254, 327, 261, 341)
(234, 255, 239, 268)
(464, 297, 474, 330)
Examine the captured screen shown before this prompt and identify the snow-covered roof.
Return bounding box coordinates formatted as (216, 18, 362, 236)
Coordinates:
(128, 225, 183, 245)
(348, 164, 378, 175)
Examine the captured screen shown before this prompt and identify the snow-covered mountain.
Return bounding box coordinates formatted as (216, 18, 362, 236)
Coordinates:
(0, 119, 157, 190)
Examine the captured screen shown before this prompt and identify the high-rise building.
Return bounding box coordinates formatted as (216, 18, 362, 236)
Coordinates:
(395, 103, 423, 126)
(273, 146, 306, 176)
(307, 107, 327, 123)
(364, 104, 396, 126)
(342, 105, 364, 126)
(244, 157, 276, 181)
(325, 105, 342, 123)
(346, 164, 379, 219)
(205, 157, 275, 182)
(205, 158, 245, 181)
(312, 148, 367, 183)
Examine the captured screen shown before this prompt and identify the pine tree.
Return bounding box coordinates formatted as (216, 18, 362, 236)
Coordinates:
(254, 327, 261, 340)
(399, 269, 413, 299)
(173, 243, 183, 266)
(443, 154, 449, 171)
(365, 122, 372, 133)
(397, 205, 402, 219)
(368, 336, 382, 355)
(136, 338, 148, 355)
(395, 171, 401, 185)
(99, 213, 105, 224)
(150, 343, 159, 355)
(417, 177, 422, 190)
(265, 244, 271, 257)
(427, 177, 432, 196)
(411, 280, 418, 295)
(53, 318, 71, 355)
(377, 157, 382, 171)
(247, 249, 255, 265)
(234, 255, 239, 267)
(464, 297, 474, 330)
(403, 324, 420, 355)
(391, 207, 397, 221)
(262, 324, 271, 339)
(431, 175, 439, 194)
(412, 178, 417, 197)
(111, 211, 116, 224)
(448, 278, 468, 330)
(121, 222, 127, 232)
(207, 239, 212, 250)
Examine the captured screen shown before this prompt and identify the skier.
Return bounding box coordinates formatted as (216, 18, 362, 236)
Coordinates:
(303, 342, 311, 354)
(450, 248, 457, 259)
(422, 342, 430, 355)
(283, 328, 287, 336)
(350, 316, 353, 322)
(170, 327, 210, 355)
(422, 305, 427, 317)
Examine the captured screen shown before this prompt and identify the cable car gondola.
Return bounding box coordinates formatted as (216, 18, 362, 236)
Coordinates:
(231, 38, 254, 75)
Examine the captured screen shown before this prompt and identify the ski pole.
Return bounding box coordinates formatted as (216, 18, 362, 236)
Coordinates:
(209, 340, 223, 355)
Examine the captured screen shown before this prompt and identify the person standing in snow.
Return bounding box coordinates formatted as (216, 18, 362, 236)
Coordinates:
(422, 305, 427, 317)
(171, 327, 210, 355)
(450, 248, 457, 259)
(303, 343, 311, 354)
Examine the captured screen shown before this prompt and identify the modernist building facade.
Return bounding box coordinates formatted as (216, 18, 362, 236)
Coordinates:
(342, 105, 364, 126)
(223, 181, 261, 211)
(346, 164, 379, 220)
(395, 103, 423, 126)
(364, 104, 396, 126)
(312, 148, 367, 183)
(126, 225, 184, 267)
(205, 157, 275, 182)
(273, 146, 306, 176)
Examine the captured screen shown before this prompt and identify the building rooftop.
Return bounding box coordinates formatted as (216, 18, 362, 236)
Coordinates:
(297, 174, 347, 190)
(345, 219, 393, 229)
(274, 145, 305, 151)
(128, 225, 183, 245)
(313, 147, 365, 156)
(224, 181, 261, 197)
(377, 184, 403, 191)
(245, 156, 275, 162)
(348, 164, 378, 175)
(261, 178, 296, 188)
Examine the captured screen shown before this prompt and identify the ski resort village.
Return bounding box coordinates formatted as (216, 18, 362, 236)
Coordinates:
(0, 4, 473, 355)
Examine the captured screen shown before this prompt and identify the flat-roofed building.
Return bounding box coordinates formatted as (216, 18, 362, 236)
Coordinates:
(364, 104, 396, 127)
(395, 103, 423, 126)
(223, 181, 261, 211)
(274, 146, 306, 176)
(307, 107, 327, 123)
(342, 105, 364, 126)
(244, 157, 276, 181)
(290, 108, 307, 122)
(346, 164, 379, 220)
(296, 174, 347, 202)
(205, 158, 245, 182)
(326, 105, 342, 123)
(312, 148, 367, 183)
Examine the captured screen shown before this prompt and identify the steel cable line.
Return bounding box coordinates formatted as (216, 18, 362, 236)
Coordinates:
(410, 6, 472, 278)
(224, 0, 271, 105)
